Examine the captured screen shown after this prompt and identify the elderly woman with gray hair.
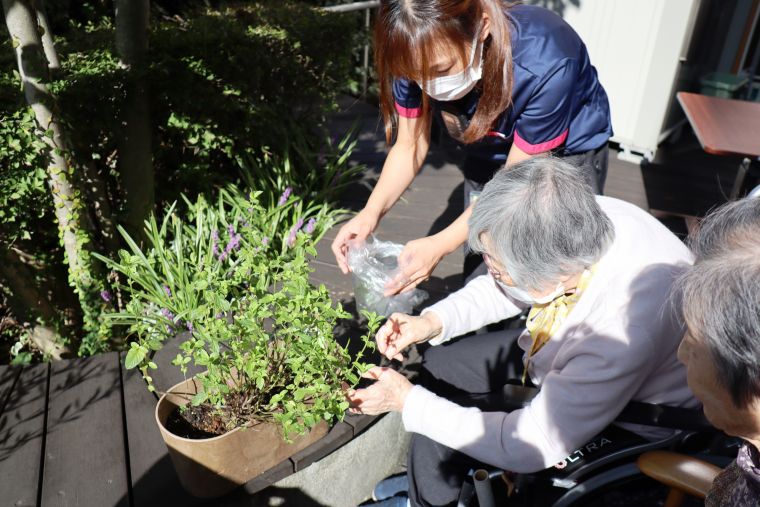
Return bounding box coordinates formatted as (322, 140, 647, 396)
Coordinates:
(676, 197, 760, 506)
(347, 157, 697, 507)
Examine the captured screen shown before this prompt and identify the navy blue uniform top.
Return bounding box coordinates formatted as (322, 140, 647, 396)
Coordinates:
(392, 5, 612, 163)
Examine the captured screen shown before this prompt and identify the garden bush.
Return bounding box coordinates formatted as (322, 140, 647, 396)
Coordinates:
(0, 1, 361, 362)
(96, 186, 379, 437)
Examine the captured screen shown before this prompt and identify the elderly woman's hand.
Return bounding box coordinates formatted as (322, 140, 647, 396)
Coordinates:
(384, 236, 444, 295)
(346, 367, 413, 415)
(376, 312, 442, 361)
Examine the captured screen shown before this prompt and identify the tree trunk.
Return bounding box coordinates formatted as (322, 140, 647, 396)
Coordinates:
(0, 247, 71, 359)
(31, 0, 59, 71)
(115, 0, 153, 242)
(3, 0, 103, 351)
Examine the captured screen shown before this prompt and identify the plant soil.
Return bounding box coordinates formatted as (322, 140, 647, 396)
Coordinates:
(165, 405, 228, 439)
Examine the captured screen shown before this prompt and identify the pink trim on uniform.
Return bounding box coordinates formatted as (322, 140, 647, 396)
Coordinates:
(395, 102, 423, 118)
(513, 129, 569, 154)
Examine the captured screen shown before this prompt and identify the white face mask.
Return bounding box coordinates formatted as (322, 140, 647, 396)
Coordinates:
(496, 279, 566, 306)
(423, 30, 484, 102)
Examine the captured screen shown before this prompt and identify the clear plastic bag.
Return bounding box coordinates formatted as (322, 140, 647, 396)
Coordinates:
(347, 236, 429, 317)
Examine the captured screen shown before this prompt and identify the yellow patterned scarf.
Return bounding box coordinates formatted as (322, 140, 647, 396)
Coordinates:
(522, 266, 596, 385)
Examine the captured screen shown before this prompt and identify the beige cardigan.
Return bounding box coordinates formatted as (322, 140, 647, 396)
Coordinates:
(404, 196, 699, 473)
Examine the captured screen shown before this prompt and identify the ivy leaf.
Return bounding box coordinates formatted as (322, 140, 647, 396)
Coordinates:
(124, 346, 146, 369)
(191, 390, 208, 406)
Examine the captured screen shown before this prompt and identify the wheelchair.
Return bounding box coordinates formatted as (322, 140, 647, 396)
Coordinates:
(456, 384, 739, 507)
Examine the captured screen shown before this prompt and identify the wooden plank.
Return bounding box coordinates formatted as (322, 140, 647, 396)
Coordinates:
(239, 459, 294, 496)
(0, 363, 49, 507)
(289, 421, 354, 473)
(41, 352, 129, 507)
(0, 364, 21, 417)
(605, 150, 648, 207)
(121, 352, 204, 507)
(344, 413, 379, 437)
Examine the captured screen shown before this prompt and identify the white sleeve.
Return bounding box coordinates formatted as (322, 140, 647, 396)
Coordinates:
(402, 323, 658, 473)
(420, 275, 525, 345)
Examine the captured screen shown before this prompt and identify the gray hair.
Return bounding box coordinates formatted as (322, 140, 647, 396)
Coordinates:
(468, 157, 615, 291)
(679, 197, 760, 408)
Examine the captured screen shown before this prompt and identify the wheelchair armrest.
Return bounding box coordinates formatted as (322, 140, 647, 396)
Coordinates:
(502, 384, 712, 432)
(636, 450, 721, 499)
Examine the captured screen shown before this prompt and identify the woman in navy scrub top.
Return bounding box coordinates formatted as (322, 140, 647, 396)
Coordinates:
(332, 0, 612, 290)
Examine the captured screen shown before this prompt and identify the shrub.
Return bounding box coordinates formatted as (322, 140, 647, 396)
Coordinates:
(96, 187, 379, 437)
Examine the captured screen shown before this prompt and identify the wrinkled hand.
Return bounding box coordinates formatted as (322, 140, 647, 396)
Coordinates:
(345, 367, 413, 415)
(331, 209, 380, 274)
(375, 312, 442, 361)
(384, 236, 444, 296)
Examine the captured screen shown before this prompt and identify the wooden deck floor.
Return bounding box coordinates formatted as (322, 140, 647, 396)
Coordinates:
(0, 348, 380, 507)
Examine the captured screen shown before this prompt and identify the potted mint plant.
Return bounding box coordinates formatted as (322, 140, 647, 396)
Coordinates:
(95, 186, 378, 498)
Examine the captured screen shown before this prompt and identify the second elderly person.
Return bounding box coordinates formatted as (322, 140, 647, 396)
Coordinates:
(348, 157, 699, 507)
(677, 197, 760, 507)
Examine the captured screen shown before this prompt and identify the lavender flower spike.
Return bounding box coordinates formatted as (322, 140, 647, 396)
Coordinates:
(163, 285, 172, 298)
(262, 236, 269, 246)
(304, 218, 317, 234)
(211, 229, 220, 257)
(286, 229, 297, 248)
(277, 187, 293, 206)
(100, 290, 112, 303)
(287, 218, 304, 248)
(161, 308, 175, 322)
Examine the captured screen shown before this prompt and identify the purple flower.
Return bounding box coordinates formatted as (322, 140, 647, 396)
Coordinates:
(277, 187, 292, 206)
(286, 218, 304, 248)
(262, 236, 269, 246)
(224, 235, 241, 257)
(304, 218, 317, 234)
(212, 229, 220, 257)
(215, 312, 224, 319)
(100, 290, 112, 303)
(161, 308, 175, 322)
(186, 321, 194, 332)
(163, 285, 172, 298)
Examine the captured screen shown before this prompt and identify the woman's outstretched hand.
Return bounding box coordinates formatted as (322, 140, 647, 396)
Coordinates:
(375, 312, 443, 361)
(331, 208, 380, 274)
(346, 367, 413, 415)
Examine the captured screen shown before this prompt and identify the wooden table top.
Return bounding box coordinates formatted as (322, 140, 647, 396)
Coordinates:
(677, 92, 760, 158)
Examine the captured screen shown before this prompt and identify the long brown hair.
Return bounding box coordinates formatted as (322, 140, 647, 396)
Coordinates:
(374, 0, 514, 144)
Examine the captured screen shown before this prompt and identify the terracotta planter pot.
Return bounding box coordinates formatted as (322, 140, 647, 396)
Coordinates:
(155, 377, 328, 498)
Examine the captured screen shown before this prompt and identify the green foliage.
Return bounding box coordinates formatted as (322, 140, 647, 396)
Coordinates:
(96, 187, 379, 438)
(146, 4, 355, 200)
(0, 1, 362, 361)
(0, 109, 51, 243)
